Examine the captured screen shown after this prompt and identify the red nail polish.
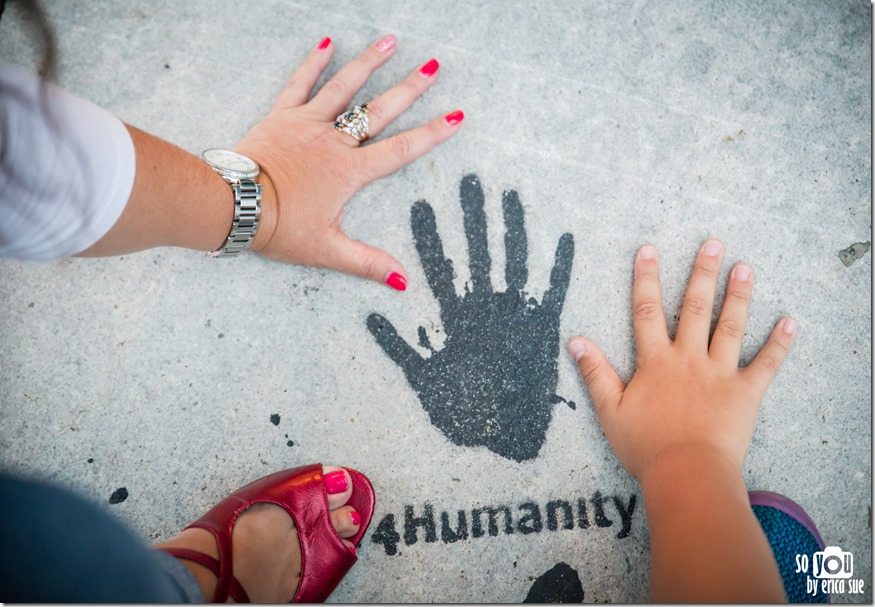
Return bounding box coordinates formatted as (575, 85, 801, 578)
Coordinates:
(317, 37, 331, 50)
(444, 110, 464, 126)
(386, 272, 407, 291)
(348, 545, 357, 556)
(324, 470, 348, 494)
(419, 58, 439, 77)
(350, 511, 361, 526)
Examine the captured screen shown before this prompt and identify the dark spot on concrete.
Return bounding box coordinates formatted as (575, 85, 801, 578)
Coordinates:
(838, 241, 870, 267)
(218, 333, 225, 339)
(28, 302, 34, 308)
(87, 458, 94, 464)
(270, 413, 280, 426)
(164, 63, 170, 69)
(287, 440, 294, 447)
(367, 175, 574, 462)
(524, 562, 584, 603)
(109, 487, 128, 504)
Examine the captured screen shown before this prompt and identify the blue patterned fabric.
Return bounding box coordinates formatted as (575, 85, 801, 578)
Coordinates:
(753, 504, 828, 603)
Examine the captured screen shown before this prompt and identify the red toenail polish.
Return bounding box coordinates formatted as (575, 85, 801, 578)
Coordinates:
(324, 470, 348, 494)
(348, 545, 357, 556)
(419, 58, 439, 77)
(317, 37, 331, 50)
(350, 511, 361, 526)
(385, 272, 407, 291)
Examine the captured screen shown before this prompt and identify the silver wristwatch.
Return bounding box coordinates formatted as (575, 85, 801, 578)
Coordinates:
(202, 149, 262, 258)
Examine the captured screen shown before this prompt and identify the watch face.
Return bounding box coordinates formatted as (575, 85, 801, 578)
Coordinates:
(203, 149, 259, 178)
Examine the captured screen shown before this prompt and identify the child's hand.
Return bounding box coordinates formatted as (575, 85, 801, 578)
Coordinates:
(568, 239, 797, 481)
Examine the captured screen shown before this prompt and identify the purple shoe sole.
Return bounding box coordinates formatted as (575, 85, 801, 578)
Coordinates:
(749, 490, 826, 551)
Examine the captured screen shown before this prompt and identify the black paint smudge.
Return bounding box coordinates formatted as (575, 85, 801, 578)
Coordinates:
(524, 562, 584, 603)
(109, 487, 128, 504)
(270, 413, 281, 426)
(367, 174, 575, 462)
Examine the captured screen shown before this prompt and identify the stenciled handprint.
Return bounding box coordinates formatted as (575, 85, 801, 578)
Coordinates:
(366, 174, 575, 463)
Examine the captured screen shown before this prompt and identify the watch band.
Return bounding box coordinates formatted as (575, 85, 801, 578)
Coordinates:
(207, 178, 262, 258)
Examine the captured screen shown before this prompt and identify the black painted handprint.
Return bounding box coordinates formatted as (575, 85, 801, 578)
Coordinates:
(367, 174, 575, 462)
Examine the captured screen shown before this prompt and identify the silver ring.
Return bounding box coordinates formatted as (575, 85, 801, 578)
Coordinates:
(333, 103, 369, 143)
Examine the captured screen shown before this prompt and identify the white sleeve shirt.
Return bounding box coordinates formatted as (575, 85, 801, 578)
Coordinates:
(0, 60, 135, 261)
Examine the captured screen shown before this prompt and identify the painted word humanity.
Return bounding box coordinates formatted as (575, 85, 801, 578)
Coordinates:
(371, 491, 639, 556)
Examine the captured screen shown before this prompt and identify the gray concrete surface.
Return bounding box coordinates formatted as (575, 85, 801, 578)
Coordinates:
(0, 0, 870, 602)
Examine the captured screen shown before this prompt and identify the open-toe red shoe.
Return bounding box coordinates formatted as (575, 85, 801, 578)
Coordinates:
(159, 463, 375, 603)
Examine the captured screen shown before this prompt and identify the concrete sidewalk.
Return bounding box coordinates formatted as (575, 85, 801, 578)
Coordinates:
(0, 1, 870, 602)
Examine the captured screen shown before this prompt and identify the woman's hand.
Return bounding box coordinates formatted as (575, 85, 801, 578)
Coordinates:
(78, 36, 460, 271)
(568, 239, 797, 481)
(238, 35, 464, 290)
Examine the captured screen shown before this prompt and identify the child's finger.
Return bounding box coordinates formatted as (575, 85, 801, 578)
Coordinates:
(631, 245, 670, 358)
(676, 239, 724, 351)
(742, 317, 797, 392)
(568, 337, 625, 422)
(709, 263, 754, 366)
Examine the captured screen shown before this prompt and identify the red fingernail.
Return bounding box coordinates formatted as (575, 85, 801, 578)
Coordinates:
(375, 34, 396, 52)
(350, 511, 361, 526)
(317, 37, 331, 50)
(348, 545, 357, 556)
(324, 470, 348, 494)
(444, 110, 464, 126)
(386, 272, 407, 291)
(419, 58, 439, 77)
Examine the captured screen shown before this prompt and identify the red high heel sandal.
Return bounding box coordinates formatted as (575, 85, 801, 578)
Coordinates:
(159, 464, 375, 603)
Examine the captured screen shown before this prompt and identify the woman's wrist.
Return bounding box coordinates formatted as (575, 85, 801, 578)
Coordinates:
(249, 168, 278, 255)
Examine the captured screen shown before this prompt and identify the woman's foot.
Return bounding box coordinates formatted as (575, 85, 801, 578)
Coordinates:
(154, 466, 361, 603)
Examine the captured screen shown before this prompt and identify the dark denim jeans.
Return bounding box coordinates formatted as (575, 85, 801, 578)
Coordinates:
(0, 474, 203, 602)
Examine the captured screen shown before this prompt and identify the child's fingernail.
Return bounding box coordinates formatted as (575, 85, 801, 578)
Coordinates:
(386, 272, 407, 291)
(782, 318, 797, 335)
(568, 339, 587, 362)
(350, 511, 362, 526)
(444, 110, 464, 126)
(419, 58, 439, 77)
(317, 37, 331, 51)
(324, 470, 348, 494)
(638, 244, 657, 260)
(734, 264, 752, 282)
(702, 239, 723, 257)
(375, 34, 396, 52)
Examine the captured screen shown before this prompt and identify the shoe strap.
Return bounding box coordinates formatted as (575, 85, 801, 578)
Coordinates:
(157, 546, 251, 603)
